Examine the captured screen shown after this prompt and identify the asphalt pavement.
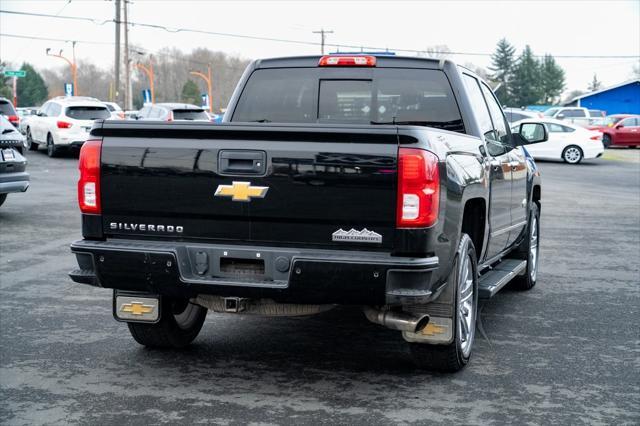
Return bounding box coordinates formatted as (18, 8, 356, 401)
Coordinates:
(1, 148, 639, 425)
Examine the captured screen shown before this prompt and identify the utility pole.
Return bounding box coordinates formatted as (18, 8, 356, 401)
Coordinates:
(114, 0, 121, 106)
(312, 29, 333, 54)
(123, 0, 131, 109)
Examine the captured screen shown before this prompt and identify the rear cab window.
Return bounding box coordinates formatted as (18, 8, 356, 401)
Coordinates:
(66, 106, 110, 120)
(232, 67, 464, 133)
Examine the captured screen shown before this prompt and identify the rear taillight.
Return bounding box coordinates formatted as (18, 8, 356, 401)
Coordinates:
(78, 139, 102, 214)
(118, 112, 125, 119)
(318, 55, 376, 67)
(397, 148, 440, 228)
(167, 111, 174, 122)
(7, 115, 19, 124)
(57, 120, 72, 129)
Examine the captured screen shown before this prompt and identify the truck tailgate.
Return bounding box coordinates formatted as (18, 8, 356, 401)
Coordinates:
(100, 124, 398, 250)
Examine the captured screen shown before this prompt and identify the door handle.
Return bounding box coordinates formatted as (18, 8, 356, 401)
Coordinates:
(218, 150, 267, 176)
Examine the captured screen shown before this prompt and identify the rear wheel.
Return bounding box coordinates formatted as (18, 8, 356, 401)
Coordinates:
(510, 203, 540, 291)
(46, 134, 59, 158)
(127, 298, 207, 348)
(27, 128, 38, 151)
(408, 234, 478, 372)
(602, 134, 611, 148)
(562, 145, 583, 164)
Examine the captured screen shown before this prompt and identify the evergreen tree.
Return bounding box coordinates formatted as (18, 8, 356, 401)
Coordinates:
(16, 63, 48, 106)
(587, 74, 602, 92)
(510, 45, 542, 107)
(540, 55, 565, 104)
(0, 62, 13, 99)
(489, 38, 516, 105)
(181, 80, 200, 105)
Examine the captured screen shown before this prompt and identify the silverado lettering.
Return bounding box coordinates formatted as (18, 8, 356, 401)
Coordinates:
(70, 54, 547, 372)
(109, 223, 184, 233)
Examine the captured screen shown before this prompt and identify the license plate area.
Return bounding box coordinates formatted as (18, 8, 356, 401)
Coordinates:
(2, 149, 15, 161)
(114, 293, 160, 323)
(220, 257, 265, 277)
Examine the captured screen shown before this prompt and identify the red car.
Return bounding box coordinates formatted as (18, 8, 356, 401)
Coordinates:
(589, 114, 640, 148)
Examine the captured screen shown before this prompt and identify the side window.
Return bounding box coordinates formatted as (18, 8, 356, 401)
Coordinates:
(50, 103, 62, 117)
(138, 106, 151, 118)
(546, 123, 564, 133)
(462, 74, 494, 140)
(149, 107, 162, 119)
(563, 109, 585, 118)
(622, 117, 638, 127)
(39, 103, 51, 117)
(561, 125, 575, 132)
(480, 83, 510, 144)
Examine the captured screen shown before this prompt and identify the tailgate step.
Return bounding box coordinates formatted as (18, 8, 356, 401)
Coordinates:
(478, 259, 527, 299)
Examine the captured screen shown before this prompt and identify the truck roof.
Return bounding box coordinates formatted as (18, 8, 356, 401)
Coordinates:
(255, 55, 447, 70)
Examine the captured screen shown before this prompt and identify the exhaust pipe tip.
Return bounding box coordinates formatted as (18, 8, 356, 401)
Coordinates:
(363, 307, 430, 333)
(414, 315, 430, 334)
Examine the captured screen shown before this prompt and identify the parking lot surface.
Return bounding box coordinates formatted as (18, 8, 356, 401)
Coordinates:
(1, 149, 639, 425)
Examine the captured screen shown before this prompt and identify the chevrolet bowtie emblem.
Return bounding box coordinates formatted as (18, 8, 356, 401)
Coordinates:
(214, 181, 269, 202)
(420, 322, 447, 336)
(120, 301, 155, 316)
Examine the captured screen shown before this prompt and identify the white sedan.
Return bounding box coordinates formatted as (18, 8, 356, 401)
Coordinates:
(512, 118, 604, 164)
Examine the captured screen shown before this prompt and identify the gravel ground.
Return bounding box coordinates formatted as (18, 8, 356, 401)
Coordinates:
(1, 148, 639, 425)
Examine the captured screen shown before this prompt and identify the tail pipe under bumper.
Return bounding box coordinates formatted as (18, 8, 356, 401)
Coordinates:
(363, 306, 429, 333)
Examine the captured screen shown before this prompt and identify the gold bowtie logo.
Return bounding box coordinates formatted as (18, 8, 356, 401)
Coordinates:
(214, 181, 269, 202)
(120, 302, 155, 316)
(420, 322, 447, 336)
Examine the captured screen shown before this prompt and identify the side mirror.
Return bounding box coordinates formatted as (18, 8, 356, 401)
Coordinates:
(556, 113, 565, 119)
(615, 123, 624, 129)
(513, 122, 548, 146)
(37, 111, 45, 117)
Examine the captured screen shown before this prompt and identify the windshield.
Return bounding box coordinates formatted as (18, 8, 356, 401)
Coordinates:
(543, 108, 559, 117)
(232, 67, 464, 133)
(172, 109, 209, 120)
(65, 106, 111, 120)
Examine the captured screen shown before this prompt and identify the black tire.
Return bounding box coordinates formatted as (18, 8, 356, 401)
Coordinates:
(510, 203, 540, 291)
(46, 134, 59, 158)
(409, 234, 478, 372)
(602, 134, 611, 148)
(127, 298, 207, 348)
(0, 193, 7, 207)
(562, 145, 583, 164)
(27, 128, 38, 151)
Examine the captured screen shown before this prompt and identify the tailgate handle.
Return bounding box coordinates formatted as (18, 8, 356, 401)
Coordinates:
(219, 150, 266, 175)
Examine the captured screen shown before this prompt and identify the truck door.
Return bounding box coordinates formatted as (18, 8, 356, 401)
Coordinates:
(462, 74, 512, 260)
(480, 83, 527, 248)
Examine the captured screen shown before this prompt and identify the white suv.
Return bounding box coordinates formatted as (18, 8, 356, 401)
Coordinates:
(26, 97, 111, 157)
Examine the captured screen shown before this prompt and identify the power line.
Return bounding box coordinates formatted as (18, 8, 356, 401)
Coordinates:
(3, 9, 639, 59)
(0, 33, 228, 68)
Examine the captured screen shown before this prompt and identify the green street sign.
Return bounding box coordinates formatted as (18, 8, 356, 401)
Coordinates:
(3, 70, 26, 78)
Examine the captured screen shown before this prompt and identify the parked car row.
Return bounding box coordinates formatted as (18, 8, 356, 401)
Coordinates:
(0, 115, 29, 207)
(505, 106, 639, 149)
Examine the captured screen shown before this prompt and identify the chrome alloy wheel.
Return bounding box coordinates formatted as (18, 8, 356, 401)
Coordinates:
(458, 252, 475, 358)
(529, 215, 539, 282)
(563, 146, 582, 163)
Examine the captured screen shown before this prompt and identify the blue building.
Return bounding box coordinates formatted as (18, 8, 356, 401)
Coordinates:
(565, 79, 640, 114)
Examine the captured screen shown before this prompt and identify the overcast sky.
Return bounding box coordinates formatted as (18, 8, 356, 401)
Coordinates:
(1, 0, 639, 95)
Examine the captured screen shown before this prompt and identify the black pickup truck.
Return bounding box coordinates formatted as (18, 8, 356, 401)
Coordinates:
(69, 55, 548, 371)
